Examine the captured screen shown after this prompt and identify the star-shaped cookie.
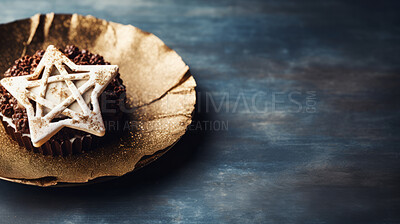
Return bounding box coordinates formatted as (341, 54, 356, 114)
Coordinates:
(0, 45, 119, 147)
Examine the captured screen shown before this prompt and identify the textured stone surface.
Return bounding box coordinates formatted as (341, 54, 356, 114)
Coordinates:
(0, 0, 399, 223)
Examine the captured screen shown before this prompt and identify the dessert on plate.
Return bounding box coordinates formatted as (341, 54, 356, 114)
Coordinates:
(0, 13, 196, 186)
(0, 45, 126, 156)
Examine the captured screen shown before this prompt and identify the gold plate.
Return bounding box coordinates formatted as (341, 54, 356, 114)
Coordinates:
(0, 13, 196, 187)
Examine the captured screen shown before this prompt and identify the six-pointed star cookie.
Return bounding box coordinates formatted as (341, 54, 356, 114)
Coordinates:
(0, 45, 119, 147)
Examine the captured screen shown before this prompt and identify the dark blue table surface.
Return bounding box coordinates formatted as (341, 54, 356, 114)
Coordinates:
(0, 0, 399, 223)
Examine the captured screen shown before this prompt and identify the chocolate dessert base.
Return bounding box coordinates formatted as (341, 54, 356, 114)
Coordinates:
(1, 117, 98, 156)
